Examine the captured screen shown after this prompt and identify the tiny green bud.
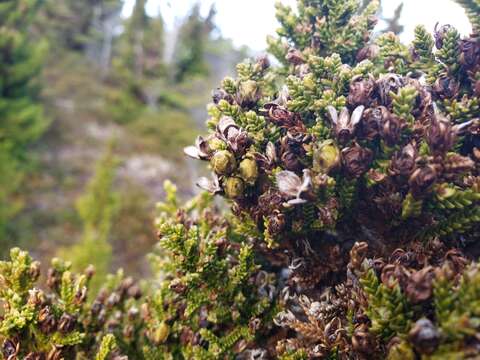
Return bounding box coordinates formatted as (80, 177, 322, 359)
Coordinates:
(435, 184, 456, 200)
(211, 150, 236, 175)
(224, 177, 245, 199)
(313, 140, 340, 174)
(10, 247, 21, 258)
(240, 80, 258, 97)
(303, 74, 316, 91)
(239, 158, 258, 185)
(29, 261, 41, 280)
(152, 322, 170, 344)
(238, 80, 261, 106)
(401, 192, 422, 219)
(387, 341, 415, 360)
(209, 137, 227, 151)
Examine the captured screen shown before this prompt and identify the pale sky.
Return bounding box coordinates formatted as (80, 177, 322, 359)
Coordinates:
(123, 0, 472, 51)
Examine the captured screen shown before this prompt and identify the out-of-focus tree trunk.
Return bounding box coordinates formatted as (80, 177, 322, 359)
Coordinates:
(382, 3, 405, 35)
(86, 2, 123, 77)
(360, 0, 405, 35)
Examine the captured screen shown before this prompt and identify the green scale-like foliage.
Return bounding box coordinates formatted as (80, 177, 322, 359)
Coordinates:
(144, 182, 277, 359)
(272, 241, 480, 358)
(179, 0, 480, 357)
(0, 249, 137, 358)
(0, 181, 276, 359)
(268, 0, 380, 65)
(360, 265, 413, 339)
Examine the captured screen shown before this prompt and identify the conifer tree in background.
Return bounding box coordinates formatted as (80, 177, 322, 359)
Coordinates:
(0, 0, 47, 244)
(117, 0, 165, 79)
(381, 2, 404, 35)
(86, 0, 125, 74)
(39, 0, 96, 51)
(174, 3, 216, 82)
(109, 0, 166, 122)
(40, 0, 123, 53)
(360, 0, 404, 35)
(58, 146, 119, 293)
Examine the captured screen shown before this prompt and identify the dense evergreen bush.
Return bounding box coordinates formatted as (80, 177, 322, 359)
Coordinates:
(2, 0, 480, 359)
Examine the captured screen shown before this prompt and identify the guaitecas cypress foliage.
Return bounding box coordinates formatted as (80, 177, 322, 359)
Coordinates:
(2, 0, 480, 359)
(186, 0, 480, 257)
(0, 0, 47, 243)
(0, 248, 142, 359)
(453, 0, 480, 32)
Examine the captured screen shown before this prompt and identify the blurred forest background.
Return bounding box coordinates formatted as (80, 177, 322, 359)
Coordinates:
(0, 0, 428, 281)
(0, 0, 250, 279)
